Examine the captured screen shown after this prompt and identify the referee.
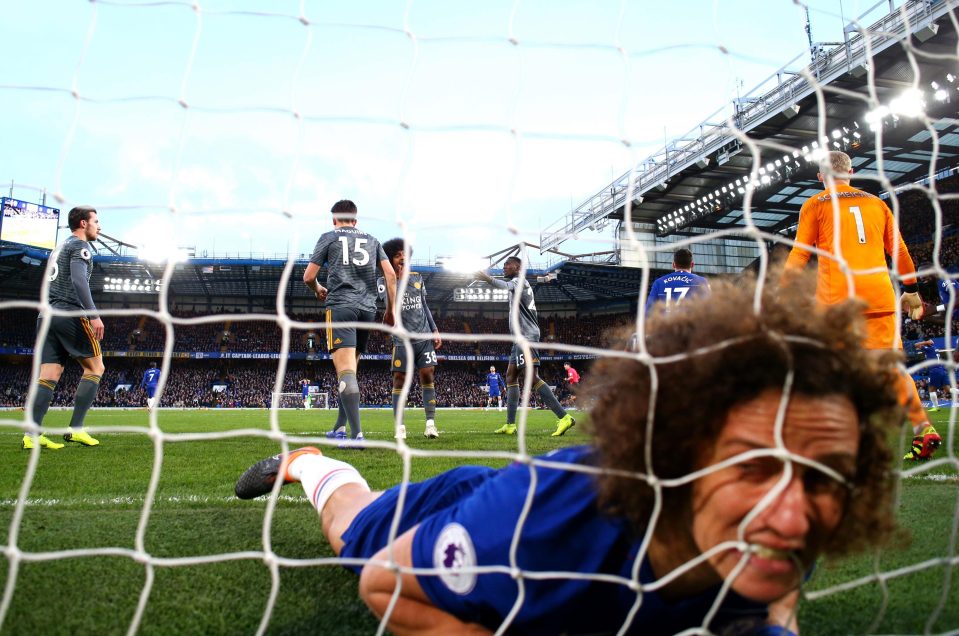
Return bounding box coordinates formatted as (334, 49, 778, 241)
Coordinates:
(25, 206, 104, 450)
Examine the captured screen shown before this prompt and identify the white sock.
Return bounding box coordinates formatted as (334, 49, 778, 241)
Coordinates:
(148, 397, 155, 409)
(930, 391, 939, 407)
(289, 454, 369, 514)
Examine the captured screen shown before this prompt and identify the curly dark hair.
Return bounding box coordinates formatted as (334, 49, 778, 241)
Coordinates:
(584, 274, 901, 557)
(383, 238, 406, 261)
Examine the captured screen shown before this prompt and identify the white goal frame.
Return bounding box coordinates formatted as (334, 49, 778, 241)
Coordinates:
(271, 391, 329, 410)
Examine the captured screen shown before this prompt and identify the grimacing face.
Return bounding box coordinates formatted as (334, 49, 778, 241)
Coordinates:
(391, 250, 405, 275)
(688, 389, 857, 603)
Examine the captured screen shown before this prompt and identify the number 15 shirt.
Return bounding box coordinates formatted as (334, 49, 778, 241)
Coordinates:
(310, 227, 387, 311)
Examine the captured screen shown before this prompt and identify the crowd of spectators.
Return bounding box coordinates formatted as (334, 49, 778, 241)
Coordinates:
(8, 176, 959, 412)
(0, 308, 629, 358)
(0, 359, 578, 410)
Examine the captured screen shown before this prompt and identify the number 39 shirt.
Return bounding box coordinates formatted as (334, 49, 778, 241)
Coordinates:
(309, 227, 387, 311)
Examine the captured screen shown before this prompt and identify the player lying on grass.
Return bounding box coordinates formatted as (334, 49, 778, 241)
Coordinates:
(236, 277, 902, 635)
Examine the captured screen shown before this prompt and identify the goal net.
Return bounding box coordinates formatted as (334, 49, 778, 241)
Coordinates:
(1, 1, 957, 634)
(272, 391, 329, 410)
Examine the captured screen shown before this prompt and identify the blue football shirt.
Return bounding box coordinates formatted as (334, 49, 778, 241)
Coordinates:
(141, 368, 161, 388)
(409, 446, 766, 634)
(938, 278, 959, 314)
(645, 271, 710, 314)
(486, 372, 504, 396)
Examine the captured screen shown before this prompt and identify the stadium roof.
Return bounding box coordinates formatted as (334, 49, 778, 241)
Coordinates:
(0, 241, 652, 311)
(540, 0, 959, 247)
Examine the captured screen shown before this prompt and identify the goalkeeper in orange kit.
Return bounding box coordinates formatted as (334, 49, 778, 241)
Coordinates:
(783, 150, 941, 461)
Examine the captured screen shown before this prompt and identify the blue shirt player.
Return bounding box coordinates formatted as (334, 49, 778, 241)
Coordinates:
(140, 362, 161, 410)
(485, 366, 505, 410)
(300, 378, 312, 409)
(937, 277, 959, 317)
(645, 247, 710, 315)
(916, 339, 950, 411)
(235, 278, 901, 635)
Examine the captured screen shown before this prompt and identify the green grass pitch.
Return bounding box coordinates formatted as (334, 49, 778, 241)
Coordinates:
(0, 407, 956, 635)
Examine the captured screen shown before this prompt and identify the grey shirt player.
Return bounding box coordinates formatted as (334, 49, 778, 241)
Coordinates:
(310, 227, 387, 312)
(377, 272, 438, 344)
(49, 235, 98, 317)
(486, 276, 540, 342)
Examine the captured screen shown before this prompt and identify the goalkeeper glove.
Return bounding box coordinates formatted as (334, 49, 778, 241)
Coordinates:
(901, 291, 924, 320)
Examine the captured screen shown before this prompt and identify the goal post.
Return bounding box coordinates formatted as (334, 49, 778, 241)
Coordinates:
(271, 392, 329, 410)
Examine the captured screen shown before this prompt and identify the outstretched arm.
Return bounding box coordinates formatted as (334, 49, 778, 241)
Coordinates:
(359, 527, 491, 636)
(476, 269, 509, 290)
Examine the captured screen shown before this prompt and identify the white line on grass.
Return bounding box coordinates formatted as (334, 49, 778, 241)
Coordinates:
(5, 474, 957, 509)
(0, 494, 307, 507)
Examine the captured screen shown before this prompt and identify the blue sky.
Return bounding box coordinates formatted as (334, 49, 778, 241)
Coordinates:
(0, 0, 884, 265)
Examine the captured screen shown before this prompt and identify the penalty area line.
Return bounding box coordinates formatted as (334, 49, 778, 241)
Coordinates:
(0, 494, 308, 507)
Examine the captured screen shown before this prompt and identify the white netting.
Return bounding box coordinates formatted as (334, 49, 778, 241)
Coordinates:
(272, 391, 328, 410)
(1, 0, 958, 634)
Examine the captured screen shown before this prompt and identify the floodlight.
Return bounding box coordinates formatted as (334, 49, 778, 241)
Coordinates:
(889, 89, 925, 117)
(440, 255, 487, 273)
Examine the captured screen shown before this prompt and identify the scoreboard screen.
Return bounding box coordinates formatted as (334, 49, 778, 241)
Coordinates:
(453, 285, 509, 302)
(0, 197, 60, 249)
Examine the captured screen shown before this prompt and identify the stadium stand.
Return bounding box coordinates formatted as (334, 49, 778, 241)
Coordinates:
(3, 170, 958, 411)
